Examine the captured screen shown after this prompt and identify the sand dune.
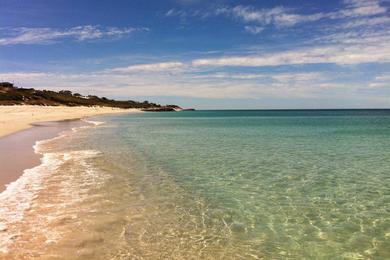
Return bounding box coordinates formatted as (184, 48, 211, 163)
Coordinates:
(0, 105, 140, 138)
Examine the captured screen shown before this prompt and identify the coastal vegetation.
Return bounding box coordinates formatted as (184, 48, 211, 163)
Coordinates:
(0, 82, 180, 111)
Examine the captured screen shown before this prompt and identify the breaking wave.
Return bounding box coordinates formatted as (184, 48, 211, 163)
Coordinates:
(0, 118, 106, 257)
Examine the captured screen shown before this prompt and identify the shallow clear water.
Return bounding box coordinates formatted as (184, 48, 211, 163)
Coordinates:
(1, 110, 390, 259)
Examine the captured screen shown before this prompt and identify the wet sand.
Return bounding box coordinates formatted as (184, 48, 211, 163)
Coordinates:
(0, 120, 88, 192)
(0, 105, 141, 192)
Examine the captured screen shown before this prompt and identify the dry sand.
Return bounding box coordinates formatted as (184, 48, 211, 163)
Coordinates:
(0, 105, 140, 138)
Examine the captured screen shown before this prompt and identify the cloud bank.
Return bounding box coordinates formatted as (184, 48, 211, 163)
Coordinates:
(0, 25, 148, 45)
(167, 0, 388, 32)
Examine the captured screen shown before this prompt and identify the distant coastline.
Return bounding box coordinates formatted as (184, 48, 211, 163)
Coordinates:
(0, 81, 189, 137)
(0, 82, 181, 111)
(0, 105, 138, 138)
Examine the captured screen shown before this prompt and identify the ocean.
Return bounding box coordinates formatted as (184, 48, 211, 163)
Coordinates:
(1, 110, 389, 259)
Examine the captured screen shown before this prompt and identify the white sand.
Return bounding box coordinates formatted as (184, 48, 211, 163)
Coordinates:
(0, 105, 140, 138)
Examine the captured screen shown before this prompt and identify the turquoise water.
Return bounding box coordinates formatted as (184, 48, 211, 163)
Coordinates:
(81, 110, 389, 259)
(2, 110, 389, 259)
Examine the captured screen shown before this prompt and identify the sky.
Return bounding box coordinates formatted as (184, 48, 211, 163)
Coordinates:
(0, 0, 390, 109)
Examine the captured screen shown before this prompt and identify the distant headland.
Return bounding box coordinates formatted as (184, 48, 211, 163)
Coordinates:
(0, 82, 185, 112)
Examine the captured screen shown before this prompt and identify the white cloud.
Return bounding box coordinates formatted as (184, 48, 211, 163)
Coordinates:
(165, 8, 213, 19)
(1, 67, 389, 109)
(164, 0, 388, 34)
(165, 9, 187, 18)
(194, 72, 267, 80)
(244, 26, 264, 34)
(108, 62, 185, 73)
(0, 25, 147, 45)
(271, 72, 324, 82)
(340, 0, 387, 17)
(192, 28, 390, 67)
(369, 74, 390, 88)
(194, 72, 323, 82)
(312, 29, 390, 47)
(192, 45, 390, 67)
(340, 16, 390, 28)
(0, 69, 366, 100)
(216, 5, 326, 27)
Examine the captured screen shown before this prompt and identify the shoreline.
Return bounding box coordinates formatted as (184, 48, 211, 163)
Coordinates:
(0, 105, 141, 138)
(0, 119, 89, 192)
(0, 106, 140, 192)
(0, 118, 108, 256)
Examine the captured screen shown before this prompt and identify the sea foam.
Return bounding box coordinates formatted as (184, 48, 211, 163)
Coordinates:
(0, 118, 105, 255)
(81, 118, 105, 126)
(0, 148, 102, 254)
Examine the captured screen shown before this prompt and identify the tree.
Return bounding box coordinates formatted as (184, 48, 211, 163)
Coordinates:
(59, 90, 72, 96)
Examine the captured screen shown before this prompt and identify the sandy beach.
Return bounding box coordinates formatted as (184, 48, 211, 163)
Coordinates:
(0, 105, 140, 138)
(0, 105, 140, 192)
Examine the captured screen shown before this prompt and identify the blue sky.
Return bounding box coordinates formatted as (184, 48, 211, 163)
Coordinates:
(1, 0, 389, 109)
